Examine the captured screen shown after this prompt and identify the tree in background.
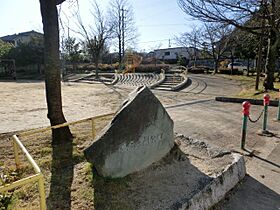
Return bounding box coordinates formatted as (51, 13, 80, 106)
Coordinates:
(62, 37, 81, 72)
(39, 0, 72, 144)
(231, 30, 259, 75)
(7, 37, 44, 72)
(175, 26, 201, 67)
(109, 0, 138, 64)
(0, 40, 14, 58)
(77, 1, 113, 79)
(178, 0, 280, 90)
(202, 24, 232, 74)
(176, 24, 232, 73)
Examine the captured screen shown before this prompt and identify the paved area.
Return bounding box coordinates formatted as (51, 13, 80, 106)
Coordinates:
(156, 74, 280, 209)
(0, 73, 279, 209)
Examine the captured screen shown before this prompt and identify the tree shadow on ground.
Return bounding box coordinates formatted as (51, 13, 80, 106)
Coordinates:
(47, 140, 74, 210)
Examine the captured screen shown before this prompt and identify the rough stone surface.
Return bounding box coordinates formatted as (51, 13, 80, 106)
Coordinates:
(84, 86, 174, 177)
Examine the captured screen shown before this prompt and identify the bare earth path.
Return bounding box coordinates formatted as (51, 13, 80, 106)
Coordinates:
(0, 73, 279, 209)
(0, 81, 131, 133)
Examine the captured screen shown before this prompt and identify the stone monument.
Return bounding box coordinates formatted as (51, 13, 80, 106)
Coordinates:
(84, 86, 174, 178)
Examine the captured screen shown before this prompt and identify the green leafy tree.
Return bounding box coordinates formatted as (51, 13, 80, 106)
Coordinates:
(7, 37, 44, 67)
(0, 40, 14, 58)
(62, 37, 81, 71)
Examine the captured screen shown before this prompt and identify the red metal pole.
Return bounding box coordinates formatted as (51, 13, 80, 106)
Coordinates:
(241, 101, 250, 149)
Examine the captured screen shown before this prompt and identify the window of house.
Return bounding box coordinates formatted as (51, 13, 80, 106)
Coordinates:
(164, 51, 170, 56)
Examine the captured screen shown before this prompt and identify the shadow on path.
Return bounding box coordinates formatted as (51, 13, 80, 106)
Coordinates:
(244, 148, 280, 169)
(215, 175, 280, 210)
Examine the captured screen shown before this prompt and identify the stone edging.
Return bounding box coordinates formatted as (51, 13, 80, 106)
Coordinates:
(110, 73, 119, 85)
(215, 97, 279, 107)
(67, 73, 95, 82)
(149, 69, 166, 89)
(182, 153, 246, 210)
(171, 72, 190, 91)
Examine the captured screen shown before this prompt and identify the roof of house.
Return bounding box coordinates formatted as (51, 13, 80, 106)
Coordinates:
(154, 47, 189, 51)
(0, 30, 43, 42)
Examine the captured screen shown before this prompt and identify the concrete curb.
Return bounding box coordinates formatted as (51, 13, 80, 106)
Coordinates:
(215, 97, 279, 107)
(110, 73, 119, 85)
(182, 153, 246, 210)
(171, 72, 190, 91)
(66, 73, 95, 82)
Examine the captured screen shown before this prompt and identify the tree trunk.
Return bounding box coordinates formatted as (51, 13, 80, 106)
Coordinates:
(118, 34, 122, 65)
(230, 51, 234, 75)
(39, 0, 72, 144)
(263, 30, 279, 90)
(213, 60, 218, 74)
(95, 58, 99, 79)
(246, 58, 250, 76)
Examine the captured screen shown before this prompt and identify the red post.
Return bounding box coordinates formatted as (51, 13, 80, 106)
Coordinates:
(241, 101, 250, 149)
(263, 94, 270, 106)
(242, 101, 251, 117)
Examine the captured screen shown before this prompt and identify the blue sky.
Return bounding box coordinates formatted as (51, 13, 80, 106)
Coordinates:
(0, 0, 195, 52)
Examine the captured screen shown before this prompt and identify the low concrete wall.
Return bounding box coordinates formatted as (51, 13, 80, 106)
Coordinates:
(149, 69, 166, 89)
(171, 72, 190, 91)
(110, 73, 119, 85)
(181, 153, 246, 210)
(216, 96, 278, 107)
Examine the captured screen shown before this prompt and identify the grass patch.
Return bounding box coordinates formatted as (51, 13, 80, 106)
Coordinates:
(0, 115, 117, 209)
(219, 74, 280, 100)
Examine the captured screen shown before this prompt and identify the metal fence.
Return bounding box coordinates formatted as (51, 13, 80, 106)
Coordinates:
(0, 112, 115, 210)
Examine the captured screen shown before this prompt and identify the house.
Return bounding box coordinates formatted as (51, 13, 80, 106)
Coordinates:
(154, 47, 197, 61)
(0, 30, 43, 47)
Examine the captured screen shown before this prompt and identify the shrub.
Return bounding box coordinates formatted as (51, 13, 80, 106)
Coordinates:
(135, 64, 169, 73)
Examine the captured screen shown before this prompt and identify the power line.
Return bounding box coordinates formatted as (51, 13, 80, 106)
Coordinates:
(137, 23, 187, 27)
(136, 38, 176, 44)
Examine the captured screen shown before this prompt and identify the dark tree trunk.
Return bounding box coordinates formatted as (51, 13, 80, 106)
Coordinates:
(212, 58, 219, 74)
(95, 58, 99, 79)
(230, 51, 234, 75)
(246, 58, 250, 76)
(39, 0, 72, 144)
(118, 34, 122, 65)
(263, 30, 279, 90)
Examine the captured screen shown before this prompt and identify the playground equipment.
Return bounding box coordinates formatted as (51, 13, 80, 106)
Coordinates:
(123, 53, 142, 74)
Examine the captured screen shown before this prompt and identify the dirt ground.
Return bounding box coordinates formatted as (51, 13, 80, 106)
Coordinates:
(0, 81, 132, 133)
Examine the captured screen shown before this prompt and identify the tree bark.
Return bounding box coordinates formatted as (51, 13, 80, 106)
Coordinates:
(95, 57, 99, 79)
(263, 30, 279, 90)
(213, 60, 219, 74)
(39, 0, 72, 144)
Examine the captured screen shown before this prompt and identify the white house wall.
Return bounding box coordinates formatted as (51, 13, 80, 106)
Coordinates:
(154, 47, 192, 60)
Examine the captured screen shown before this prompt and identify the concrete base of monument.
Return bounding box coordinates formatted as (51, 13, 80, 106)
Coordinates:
(93, 134, 246, 210)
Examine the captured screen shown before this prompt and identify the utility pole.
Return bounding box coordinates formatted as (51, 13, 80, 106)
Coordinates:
(194, 33, 197, 67)
(121, 7, 127, 60)
(118, 10, 122, 64)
